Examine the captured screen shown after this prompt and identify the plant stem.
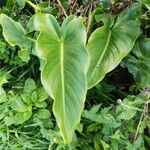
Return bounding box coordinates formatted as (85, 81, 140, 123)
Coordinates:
(57, 0, 68, 17)
(133, 109, 144, 142)
(133, 103, 148, 142)
(26, 1, 41, 13)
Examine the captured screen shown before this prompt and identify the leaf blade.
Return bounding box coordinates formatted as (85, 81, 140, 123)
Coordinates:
(0, 14, 34, 62)
(34, 13, 89, 143)
(87, 18, 140, 89)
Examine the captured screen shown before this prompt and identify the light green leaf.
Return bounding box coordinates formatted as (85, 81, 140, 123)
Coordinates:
(21, 92, 31, 104)
(87, 13, 140, 89)
(133, 135, 144, 150)
(14, 111, 32, 125)
(0, 14, 34, 62)
(37, 87, 49, 102)
(100, 140, 109, 150)
(35, 101, 47, 108)
(31, 90, 38, 103)
(115, 3, 142, 26)
(34, 13, 89, 143)
(0, 41, 6, 53)
(116, 96, 143, 120)
(10, 95, 28, 112)
(0, 86, 7, 103)
(0, 106, 9, 120)
(5, 116, 14, 126)
(24, 78, 36, 93)
(37, 109, 51, 119)
(139, 0, 150, 9)
(0, 69, 9, 86)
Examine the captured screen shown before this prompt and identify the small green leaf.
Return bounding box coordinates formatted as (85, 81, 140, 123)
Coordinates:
(0, 69, 9, 86)
(94, 139, 101, 150)
(37, 109, 51, 119)
(111, 130, 124, 140)
(0, 107, 9, 120)
(24, 78, 36, 93)
(0, 86, 7, 103)
(31, 90, 38, 103)
(37, 2, 54, 14)
(133, 135, 144, 150)
(116, 96, 143, 120)
(0, 41, 6, 53)
(5, 116, 14, 126)
(86, 124, 99, 132)
(10, 95, 28, 112)
(37, 87, 49, 102)
(35, 101, 47, 108)
(16, 0, 26, 8)
(100, 140, 109, 150)
(14, 109, 32, 125)
(21, 93, 31, 104)
(118, 109, 136, 120)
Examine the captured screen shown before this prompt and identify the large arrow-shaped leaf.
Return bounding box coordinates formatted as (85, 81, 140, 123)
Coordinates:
(87, 8, 140, 89)
(34, 13, 89, 143)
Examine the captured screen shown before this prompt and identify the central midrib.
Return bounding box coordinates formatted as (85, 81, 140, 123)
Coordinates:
(60, 38, 67, 139)
(91, 30, 112, 78)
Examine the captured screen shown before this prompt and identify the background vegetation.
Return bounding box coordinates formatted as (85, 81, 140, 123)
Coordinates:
(0, 0, 150, 149)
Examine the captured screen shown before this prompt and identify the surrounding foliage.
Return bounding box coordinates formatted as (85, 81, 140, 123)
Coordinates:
(0, 0, 149, 149)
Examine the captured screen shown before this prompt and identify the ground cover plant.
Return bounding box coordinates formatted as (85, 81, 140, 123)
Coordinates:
(0, 0, 150, 149)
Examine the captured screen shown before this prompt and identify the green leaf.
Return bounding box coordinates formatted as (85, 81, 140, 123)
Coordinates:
(31, 90, 37, 103)
(37, 2, 54, 14)
(122, 38, 150, 87)
(21, 92, 31, 104)
(87, 14, 140, 89)
(6, 0, 15, 9)
(133, 135, 144, 150)
(86, 124, 99, 132)
(10, 95, 28, 112)
(0, 106, 9, 120)
(111, 130, 124, 140)
(0, 86, 7, 103)
(139, 0, 150, 8)
(35, 101, 47, 108)
(0, 14, 34, 62)
(37, 87, 49, 102)
(24, 78, 36, 93)
(116, 96, 143, 120)
(0, 69, 9, 86)
(0, 41, 6, 53)
(5, 116, 14, 126)
(14, 107, 32, 125)
(115, 3, 142, 26)
(94, 139, 101, 150)
(34, 13, 89, 143)
(82, 105, 103, 123)
(100, 140, 109, 150)
(16, 0, 26, 8)
(37, 109, 51, 119)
